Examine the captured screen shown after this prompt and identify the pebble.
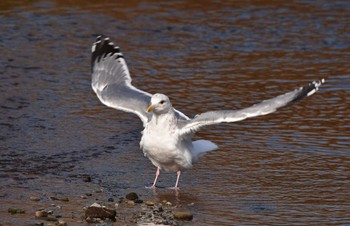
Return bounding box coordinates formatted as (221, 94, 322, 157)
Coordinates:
(35, 210, 48, 218)
(145, 200, 154, 206)
(84, 203, 116, 221)
(135, 199, 143, 204)
(57, 219, 67, 226)
(8, 208, 25, 214)
(125, 200, 135, 205)
(125, 192, 139, 201)
(95, 189, 103, 193)
(50, 196, 69, 202)
(30, 196, 41, 201)
(83, 176, 92, 182)
(45, 216, 58, 222)
(47, 210, 54, 214)
(173, 211, 193, 221)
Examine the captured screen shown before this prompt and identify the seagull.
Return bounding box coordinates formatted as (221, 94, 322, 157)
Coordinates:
(91, 35, 324, 189)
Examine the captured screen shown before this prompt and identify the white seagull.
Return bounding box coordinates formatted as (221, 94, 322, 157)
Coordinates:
(91, 35, 324, 189)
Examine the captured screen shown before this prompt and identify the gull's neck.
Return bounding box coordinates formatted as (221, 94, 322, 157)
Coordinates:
(150, 108, 176, 126)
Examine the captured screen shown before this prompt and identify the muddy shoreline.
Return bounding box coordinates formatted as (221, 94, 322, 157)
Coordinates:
(1, 175, 196, 226)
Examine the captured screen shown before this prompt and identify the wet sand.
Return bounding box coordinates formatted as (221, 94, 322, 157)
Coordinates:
(1, 177, 196, 225)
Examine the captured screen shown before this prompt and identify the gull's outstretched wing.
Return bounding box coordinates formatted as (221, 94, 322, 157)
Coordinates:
(91, 35, 188, 125)
(178, 79, 325, 135)
(91, 35, 151, 125)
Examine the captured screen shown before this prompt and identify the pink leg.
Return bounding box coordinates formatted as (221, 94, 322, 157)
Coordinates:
(173, 171, 181, 189)
(146, 167, 160, 189)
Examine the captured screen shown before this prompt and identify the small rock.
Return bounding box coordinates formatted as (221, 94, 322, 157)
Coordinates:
(35, 210, 48, 218)
(145, 200, 154, 206)
(108, 197, 114, 202)
(85, 203, 116, 220)
(47, 210, 54, 214)
(125, 200, 135, 205)
(135, 199, 143, 204)
(45, 216, 58, 222)
(50, 196, 69, 202)
(8, 208, 25, 214)
(95, 189, 103, 193)
(30, 196, 40, 201)
(83, 176, 92, 182)
(57, 219, 67, 226)
(165, 201, 172, 206)
(60, 197, 69, 202)
(174, 211, 193, 221)
(125, 192, 138, 201)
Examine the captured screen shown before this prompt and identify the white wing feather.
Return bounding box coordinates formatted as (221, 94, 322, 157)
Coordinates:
(178, 79, 325, 135)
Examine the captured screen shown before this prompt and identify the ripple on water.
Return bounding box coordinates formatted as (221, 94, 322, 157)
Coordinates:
(0, 0, 349, 225)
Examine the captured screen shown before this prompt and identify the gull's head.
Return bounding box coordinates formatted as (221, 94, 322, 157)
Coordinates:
(146, 93, 172, 114)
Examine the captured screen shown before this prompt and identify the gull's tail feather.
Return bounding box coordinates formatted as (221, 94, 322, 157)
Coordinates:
(192, 140, 218, 161)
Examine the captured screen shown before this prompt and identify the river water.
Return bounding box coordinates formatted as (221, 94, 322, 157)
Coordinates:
(0, 0, 349, 225)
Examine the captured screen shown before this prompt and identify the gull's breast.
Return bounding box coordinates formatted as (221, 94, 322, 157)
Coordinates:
(140, 126, 192, 171)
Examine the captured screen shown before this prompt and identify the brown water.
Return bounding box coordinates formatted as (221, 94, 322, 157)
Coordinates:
(1, 0, 349, 225)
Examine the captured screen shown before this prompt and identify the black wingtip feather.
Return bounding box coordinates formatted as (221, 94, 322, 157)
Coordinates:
(290, 78, 325, 105)
(91, 35, 123, 70)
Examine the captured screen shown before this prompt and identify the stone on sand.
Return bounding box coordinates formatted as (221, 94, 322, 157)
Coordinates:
(84, 203, 116, 221)
(173, 211, 193, 221)
(125, 192, 139, 201)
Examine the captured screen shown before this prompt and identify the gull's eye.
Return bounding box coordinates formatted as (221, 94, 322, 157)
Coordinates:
(160, 100, 165, 104)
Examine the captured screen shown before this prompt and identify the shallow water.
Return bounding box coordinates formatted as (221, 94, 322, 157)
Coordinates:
(0, 0, 349, 225)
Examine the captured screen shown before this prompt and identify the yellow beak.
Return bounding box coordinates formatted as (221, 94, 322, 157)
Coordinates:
(146, 105, 154, 112)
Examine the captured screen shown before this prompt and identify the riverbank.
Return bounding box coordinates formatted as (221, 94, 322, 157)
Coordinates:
(1, 175, 195, 226)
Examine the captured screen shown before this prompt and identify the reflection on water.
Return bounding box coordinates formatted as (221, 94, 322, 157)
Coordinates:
(0, 0, 349, 225)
